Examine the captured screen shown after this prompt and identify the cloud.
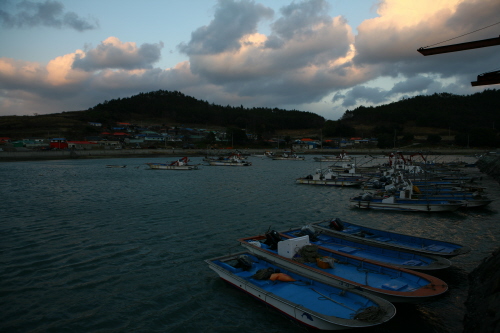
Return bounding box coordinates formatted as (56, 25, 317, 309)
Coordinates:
(72, 37, 164, 71)
(354, 0, 500, 77)
(0, 0, 99, 31)
(178, 0, 274, 55)
(0, 0, 498, 120)
(388, 75, 434, 95)
(182, 0, 358, 108)
(334, 86, 390, 108)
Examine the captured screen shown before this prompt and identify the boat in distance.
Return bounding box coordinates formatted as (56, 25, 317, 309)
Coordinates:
(205, 153, 252, 166)
(350, 193, 464, 212)
(280, 226, 451, 271)
(146, 157, 199, 170)
(238, 234, 448, 303)
(296, 168, 364, 187)
(311, 218, 471, 258)
(206, 251, 396, 331)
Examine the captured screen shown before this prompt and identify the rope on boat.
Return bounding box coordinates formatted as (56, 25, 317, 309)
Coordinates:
(354, 306, 387, 323)
(310, 288, 356, 311)
(293, 245, 321, 263)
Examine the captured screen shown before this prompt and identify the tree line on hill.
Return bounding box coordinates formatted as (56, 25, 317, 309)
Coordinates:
(82, 90, 325, 135)
(1, 89, 499, 148)
(336, 89, 500, 148)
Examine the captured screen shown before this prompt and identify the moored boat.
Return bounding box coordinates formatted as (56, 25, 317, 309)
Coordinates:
(311, 218, 471, 257)
(206, 153, 252, 166)
(146, 157, 199, 170)
(206, 251, 396, 331)
(280, 226, 451, 270)
(272, 153, 305, 160)
(349, 193, 464, 212)
(313, 152, 352, 163)
(239, 233, 448, 303)
(106, 165, 126, 168)
(296, 168, 364, 187)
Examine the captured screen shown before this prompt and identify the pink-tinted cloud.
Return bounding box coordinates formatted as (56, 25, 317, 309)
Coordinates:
(72, 37, 164, 71)
(0, 0, 498, 120)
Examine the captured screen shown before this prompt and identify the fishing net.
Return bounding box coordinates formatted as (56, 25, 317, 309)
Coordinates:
(252, 268, 275, 280)
(293, 245, 320, 263)
(354, 306, 386, 322)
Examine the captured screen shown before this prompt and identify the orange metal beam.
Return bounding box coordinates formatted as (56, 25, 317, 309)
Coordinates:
(418, 36, 500, 56)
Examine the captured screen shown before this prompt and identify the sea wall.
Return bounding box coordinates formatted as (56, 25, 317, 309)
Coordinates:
(463, 155, 500, 332)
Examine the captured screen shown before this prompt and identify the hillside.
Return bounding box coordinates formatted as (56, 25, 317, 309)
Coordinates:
(341, 89, 500, 131)
(1, 88, 499, 148)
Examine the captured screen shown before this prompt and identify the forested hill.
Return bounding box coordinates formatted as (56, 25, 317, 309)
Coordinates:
(83, 90, 325, 131)
(340, 89, 500, 130)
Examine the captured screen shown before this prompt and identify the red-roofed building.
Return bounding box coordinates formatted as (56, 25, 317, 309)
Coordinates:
(50, 138, 68, 149)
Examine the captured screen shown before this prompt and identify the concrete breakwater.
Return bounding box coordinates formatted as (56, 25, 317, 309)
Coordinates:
(463, 155, 500, 332)
(0, 147, 489, 162)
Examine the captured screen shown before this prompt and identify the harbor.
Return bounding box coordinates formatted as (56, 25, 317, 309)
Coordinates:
(1, 153, 499, 332)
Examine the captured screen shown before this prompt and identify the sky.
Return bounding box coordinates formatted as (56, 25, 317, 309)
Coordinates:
(0, 0, 499, 121)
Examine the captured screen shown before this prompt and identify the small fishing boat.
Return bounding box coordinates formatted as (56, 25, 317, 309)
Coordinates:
(146, 157, 199, 170)
(313, 152, 352, 163)
(106, 165, 126, 168)
(206, 153, 252, 166)
(239, 233, 448, 303)
(349, 192, 464, 212)
(280, 226, 451, 270)
(367, 174, 491, 208)
(311, 218, 471, 257)
(272, 149, 305, 160)
(296, 168, 364, 187)
(253, 151, 275, 158)
(207, 251, 396, 331)
(410, 193, 493, 208)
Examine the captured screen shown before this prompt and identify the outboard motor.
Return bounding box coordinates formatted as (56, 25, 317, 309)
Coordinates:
(264, 230, 282, 250)
(361, 193, 373, 201)
(329, 218, 344, 231)
(300, 225, 318, 241)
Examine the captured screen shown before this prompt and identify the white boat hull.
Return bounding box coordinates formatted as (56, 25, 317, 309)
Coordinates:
(208, 161, 251, 166)
(146, 163, 198, 170)
(207, 252, 395, 330)
(349, 199, 462, 212)
(272, 157, 305, 160)
(239, 241, 446, 303)
(296, 179, 362, 187)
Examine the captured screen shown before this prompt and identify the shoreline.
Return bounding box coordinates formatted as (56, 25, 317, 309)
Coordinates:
(0, 147, 489, 162)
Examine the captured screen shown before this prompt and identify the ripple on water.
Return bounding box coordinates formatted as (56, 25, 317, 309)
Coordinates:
(0, 155, 498, 332)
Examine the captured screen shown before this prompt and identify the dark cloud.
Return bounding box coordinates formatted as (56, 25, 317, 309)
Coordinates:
(338, 85, 389, 107)
(178, 0, 273, 55)
(388, 75, 433, 94)
(73, 38, 164, 71)
(0, 0, 98, 31)
(270, 0, 330, 41)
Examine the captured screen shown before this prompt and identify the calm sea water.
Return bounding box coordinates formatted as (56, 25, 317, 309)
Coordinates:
(1, 154, 498, 333)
